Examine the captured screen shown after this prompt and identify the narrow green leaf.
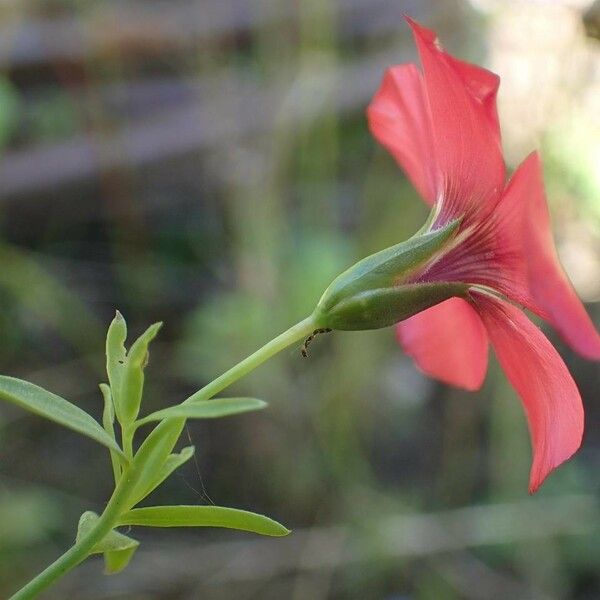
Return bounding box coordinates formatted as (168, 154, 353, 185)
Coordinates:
(106, 311, 127, 423)
(137, 397, 267, 426)
(131, 446, 194, 506)
(119, 505, 290, 537)
(100, 383, 121, 484)
(119, 322, 162, 425)
(76, 511, 139, 574)
(0, 376, 125, 459)
(100, 383, 115, 427)
(129, 446, 195, 507)
(127, 418, 185, 509)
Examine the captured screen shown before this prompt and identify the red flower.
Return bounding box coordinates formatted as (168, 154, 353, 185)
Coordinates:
(367, 17, 600, 492)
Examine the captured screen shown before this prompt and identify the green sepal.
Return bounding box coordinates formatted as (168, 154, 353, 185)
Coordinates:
(313, 220, 461, 330)
(119, 322, 162, 425)
(76, 511, 139, 574)
(119, 505, 290, 537)
(318, 282, 469, 331)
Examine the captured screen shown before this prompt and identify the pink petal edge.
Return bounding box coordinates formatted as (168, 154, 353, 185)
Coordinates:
(367, 64, 437, 204)
(405, 17, 505, 224)
(472, 291, 584, 493)
(501, 152, 600, 360)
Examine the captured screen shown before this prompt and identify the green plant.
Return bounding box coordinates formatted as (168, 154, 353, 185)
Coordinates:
(6, 311, 297, 600)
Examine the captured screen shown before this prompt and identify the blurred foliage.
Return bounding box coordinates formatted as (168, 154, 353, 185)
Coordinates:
(25, 91, 81, 142)
(0, 77, 19, 148)
(0, 0, 599, 598)
(543, 115, 600, 223)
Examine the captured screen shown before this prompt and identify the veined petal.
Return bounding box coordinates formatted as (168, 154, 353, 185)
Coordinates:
(472, 292, 584, 493)
(443, 53, 501, 143)
(501, 152, 600, 359)
(367, 64, 437, 204)
(396, 297, 488, 391)
(406, 17, 505, 224)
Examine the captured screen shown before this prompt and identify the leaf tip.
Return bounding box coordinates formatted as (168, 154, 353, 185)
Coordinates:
(149, 322, 164, 336)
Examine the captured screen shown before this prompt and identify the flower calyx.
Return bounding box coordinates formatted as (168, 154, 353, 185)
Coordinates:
(312, 219, 467, 331)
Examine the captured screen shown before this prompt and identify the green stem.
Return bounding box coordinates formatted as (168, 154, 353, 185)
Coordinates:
(9, 469, 139, 600)
(184, 315, 316, 404)
(122, 425, 134, 461)
(10, 316, 317, 599)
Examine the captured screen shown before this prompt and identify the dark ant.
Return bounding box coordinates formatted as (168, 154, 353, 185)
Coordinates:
(301, 328, 332, 357)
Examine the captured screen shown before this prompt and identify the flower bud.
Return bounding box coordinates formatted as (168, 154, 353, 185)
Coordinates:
(312, 219, 467, 330)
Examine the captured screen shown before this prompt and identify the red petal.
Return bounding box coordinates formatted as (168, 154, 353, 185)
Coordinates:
(406, 17, 505, 224)
(367, 64, 437, 204)
(396, 297, 488, 391)
(443, 54, 501, 142)
(502, 152, 600, 359)
(472, 292, 584, 493)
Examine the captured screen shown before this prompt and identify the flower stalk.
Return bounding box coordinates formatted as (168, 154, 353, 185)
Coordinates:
(183, 315, 317, 404)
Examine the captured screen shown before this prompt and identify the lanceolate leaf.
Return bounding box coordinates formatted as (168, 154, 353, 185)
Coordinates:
(128, 446, 195, 507)
(119, 505, 290, 537)
(105, 311, 127, 423)
(127, 418, 186, 508)
(136, 397, 267, 426)
(100, 383, 122, 484)
(119, 322, 162, 425)
(76, 511, 139, 574)
(0, 376, 125, 459)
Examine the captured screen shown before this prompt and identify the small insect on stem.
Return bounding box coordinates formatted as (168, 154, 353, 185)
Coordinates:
(301, 328, 332, 357)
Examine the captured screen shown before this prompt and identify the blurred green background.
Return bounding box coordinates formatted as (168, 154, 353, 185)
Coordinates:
(1, 0, 599, 598)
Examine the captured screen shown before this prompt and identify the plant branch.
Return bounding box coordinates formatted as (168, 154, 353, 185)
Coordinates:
(183, 315, 316, 404)
(9, 468, 139, 600)
(10, 315, 317, 599)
